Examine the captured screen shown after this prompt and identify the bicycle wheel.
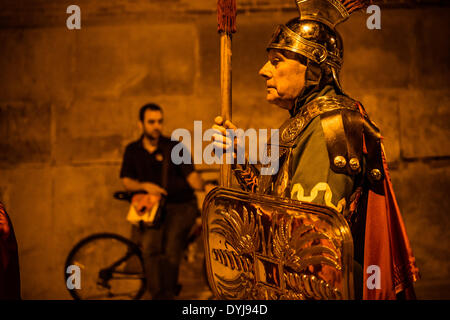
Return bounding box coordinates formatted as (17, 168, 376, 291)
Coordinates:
(64, 233, 146, 300)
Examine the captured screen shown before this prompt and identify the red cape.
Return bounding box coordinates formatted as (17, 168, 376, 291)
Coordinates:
(363, 146, 420, 299)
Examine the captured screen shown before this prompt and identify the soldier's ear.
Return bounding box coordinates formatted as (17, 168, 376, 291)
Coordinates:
(138, 120, 143, 131)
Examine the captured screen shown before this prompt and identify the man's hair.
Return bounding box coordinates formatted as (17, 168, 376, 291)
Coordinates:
(139, 103, 163, 121)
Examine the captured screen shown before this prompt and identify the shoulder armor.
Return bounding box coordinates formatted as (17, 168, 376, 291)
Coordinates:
(315, 95, 364, 175)
(278, 94, 385, 190)
(362, 116, 385, 194)
(318, 97, 385, 193)
(279, 95, 360, 147)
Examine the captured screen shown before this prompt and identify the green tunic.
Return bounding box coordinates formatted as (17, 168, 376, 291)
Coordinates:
(289, 114, 355, 212)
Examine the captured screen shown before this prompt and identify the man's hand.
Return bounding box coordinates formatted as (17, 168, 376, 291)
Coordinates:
(187, 171, 204, 192)
(212, 116, 238, 158)
(205, 183, 216, 194)
(132, 193, 161, 216)
(187, 172, 217, 194)
(141, 182, 167, 196)
(122, 177, 167, 196)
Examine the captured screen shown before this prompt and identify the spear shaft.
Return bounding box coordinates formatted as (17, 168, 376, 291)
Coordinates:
(217, 0, 236, 188)
(220, 33, 232, 187)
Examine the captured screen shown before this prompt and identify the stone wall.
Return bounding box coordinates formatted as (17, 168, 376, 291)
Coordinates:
(0, 0, 449, 299)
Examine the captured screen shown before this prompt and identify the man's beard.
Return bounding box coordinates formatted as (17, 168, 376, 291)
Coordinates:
(143, 130, 160, 141)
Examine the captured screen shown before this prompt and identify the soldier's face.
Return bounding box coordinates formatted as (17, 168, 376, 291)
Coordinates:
(259, 49, 307, 110)
(140, 110, 163, 140)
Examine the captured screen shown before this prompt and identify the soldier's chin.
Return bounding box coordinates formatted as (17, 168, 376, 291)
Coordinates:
(266, 93, 279, 104)
(267, 95, 291, 110)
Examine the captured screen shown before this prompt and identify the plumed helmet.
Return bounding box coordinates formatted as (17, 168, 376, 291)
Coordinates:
(267, 0, 371, 97)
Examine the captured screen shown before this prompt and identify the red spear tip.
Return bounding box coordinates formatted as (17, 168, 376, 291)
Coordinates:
(217, 0, 237, 34)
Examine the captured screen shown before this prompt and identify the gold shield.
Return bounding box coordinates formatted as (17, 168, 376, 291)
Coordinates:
(202, 187, 354, 300)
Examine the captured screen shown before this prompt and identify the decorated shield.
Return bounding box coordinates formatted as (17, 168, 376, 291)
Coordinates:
(202, 187, 354, 300)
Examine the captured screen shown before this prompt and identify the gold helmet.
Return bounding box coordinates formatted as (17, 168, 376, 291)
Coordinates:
(268, 0, 370, 100)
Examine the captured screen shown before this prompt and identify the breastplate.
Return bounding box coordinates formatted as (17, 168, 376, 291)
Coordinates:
(258, 95, 359, 198)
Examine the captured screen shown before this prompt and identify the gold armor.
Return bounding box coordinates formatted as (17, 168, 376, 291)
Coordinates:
(203, 187, 354, 300)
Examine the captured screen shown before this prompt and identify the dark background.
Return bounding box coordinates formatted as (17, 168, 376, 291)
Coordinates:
(0, 0, 449, 299)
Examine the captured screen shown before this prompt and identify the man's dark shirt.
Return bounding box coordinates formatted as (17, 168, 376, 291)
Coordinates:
(120, 135, 195, 204)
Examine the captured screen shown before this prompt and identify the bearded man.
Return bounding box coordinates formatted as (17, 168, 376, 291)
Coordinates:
(120, 103, 210, 299)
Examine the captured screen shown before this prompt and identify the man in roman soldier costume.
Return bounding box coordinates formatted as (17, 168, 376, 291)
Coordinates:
(206, 0, 419, 300)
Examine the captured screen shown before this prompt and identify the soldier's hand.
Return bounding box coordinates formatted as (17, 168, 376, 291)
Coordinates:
(212, 116, 238, 157)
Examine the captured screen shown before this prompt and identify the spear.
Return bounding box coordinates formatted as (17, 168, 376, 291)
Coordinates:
(217, 0, 236, 187)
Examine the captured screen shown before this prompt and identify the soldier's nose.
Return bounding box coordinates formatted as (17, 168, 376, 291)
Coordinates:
(258, 62, 271, 79)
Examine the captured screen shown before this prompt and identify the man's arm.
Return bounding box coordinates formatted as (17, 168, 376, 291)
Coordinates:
(186, 171, 216, 194)
(122, 177, 167, 195)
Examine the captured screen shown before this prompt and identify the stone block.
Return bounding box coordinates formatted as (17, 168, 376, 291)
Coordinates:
(390, 161, 450, 291)
(351, 90, 401, 162)
(72, 24, 198, 99)
(0, 28, 75, 101)
(339, 10, 415, 91)
(410, 8, 450, 90)
(52, 165, 129, 240)
(399, 90, 450, 158)
(53, 98, 138, 164)
(0, 102, 51, 166)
